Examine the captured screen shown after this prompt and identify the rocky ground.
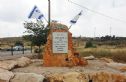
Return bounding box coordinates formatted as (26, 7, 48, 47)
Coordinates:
(0, 56, 126, 82)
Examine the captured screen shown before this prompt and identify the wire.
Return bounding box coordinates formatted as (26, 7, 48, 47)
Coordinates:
(68, 0, 126, 24)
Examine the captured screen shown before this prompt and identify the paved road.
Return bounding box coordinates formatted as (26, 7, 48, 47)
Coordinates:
(0, 50, 31, 56)
(0, 50, 34, 60)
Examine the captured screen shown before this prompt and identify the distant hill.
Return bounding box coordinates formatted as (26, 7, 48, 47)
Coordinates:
(0, 37, 23, 45)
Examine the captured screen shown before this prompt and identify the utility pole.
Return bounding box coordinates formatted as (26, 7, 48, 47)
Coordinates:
(113, 0, 115, 8)
(110, 26, 112, 41)
(48, 0, 51, 27)
(94, 27, 96, 38)
(110, 26, 112, 37)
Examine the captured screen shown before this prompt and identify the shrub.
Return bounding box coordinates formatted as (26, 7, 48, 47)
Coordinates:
(85, 41, 96, 48)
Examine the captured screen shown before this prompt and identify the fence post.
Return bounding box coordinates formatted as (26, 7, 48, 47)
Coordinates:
(31, 44, 32, 53)
(11, 46, 13, 56)
(22, 46, 24, 54)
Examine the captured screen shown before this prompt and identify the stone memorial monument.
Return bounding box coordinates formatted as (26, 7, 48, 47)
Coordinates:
(43, 23, 87, 66)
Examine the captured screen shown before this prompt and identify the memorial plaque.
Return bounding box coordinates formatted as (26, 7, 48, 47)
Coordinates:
(52, 32, 68, 53)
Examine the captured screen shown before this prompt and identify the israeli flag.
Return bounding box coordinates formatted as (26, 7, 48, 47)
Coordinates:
(28, 6, 44, 20)
(70, 10, 83, 24)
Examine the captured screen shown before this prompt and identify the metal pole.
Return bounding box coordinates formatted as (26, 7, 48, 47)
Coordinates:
(11, 46, 13, 56)
(48, 0, 51, 27)
(94, 27, 96, 38)
(31, 44, 32, 53)
(68, 24, 72, 30)
(22, 45, 24, 54)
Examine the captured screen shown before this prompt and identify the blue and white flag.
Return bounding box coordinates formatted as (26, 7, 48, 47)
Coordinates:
(28, 6, 44, 20)
(70, 10, 83, 24)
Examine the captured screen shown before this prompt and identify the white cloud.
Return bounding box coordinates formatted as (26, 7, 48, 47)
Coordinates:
(0, 21, 25, 38)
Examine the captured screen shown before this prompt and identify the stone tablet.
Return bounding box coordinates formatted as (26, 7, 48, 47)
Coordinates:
(52, 32, 68, 53)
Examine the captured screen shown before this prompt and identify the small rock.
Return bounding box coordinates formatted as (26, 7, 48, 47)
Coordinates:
(84, 55, 95, 60)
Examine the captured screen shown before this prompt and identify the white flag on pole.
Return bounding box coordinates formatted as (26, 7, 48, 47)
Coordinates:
(70, 10, 83, 24)
(28, 5, 44, 20)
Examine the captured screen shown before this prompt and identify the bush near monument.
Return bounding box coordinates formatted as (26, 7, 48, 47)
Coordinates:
(85, 41, 96, 48)
(23, 21, 49, 58)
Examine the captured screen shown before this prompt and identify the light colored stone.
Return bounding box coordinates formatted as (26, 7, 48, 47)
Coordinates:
(0, 68, 14, 82)
(63, 72, 89, 82)
(84, 55, 95, 60)
(91, 72, 113, 82)
(91, 72, 126, 82)
(16, 57, 32, 67)
(10, 73, 45, 82)
(0, 57, 32, 70)
(0, 60, 17, 70)
(47, 72, 126, 82)
(106, 62, 126, 71)
(47, 72, 89, 82)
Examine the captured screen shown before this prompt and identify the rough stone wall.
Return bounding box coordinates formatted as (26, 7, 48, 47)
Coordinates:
(43, 23, 87, 67)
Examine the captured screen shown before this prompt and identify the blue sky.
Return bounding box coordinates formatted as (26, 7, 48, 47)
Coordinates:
(0, 0, 126, 37)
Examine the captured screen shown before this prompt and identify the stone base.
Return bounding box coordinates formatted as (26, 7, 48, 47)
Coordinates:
(43, 23, 88, 67)
(43, 54, 88, 67)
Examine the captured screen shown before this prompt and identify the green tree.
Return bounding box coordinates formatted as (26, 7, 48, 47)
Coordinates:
(14, 41, 23, 46)
(23, 20, 49, 58)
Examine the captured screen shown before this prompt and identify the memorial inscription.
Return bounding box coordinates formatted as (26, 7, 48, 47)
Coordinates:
(52, 32, 68, 53)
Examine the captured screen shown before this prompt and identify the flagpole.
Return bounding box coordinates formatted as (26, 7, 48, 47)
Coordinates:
(43, 16, 48, 23)
(69, 10, 83, 30)
(68, 24, 72, 30)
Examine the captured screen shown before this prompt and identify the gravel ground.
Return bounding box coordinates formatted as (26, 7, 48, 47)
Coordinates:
(12, 59, 126, 76)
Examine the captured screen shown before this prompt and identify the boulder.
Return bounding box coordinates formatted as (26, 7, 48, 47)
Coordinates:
(91, 72, 126, 82)
(10, 73, 45, 82)
(63, 72, 89, 82)
(16, 57, 32, 67)
(47, 72, 126, 82)
(47, 72, 89, 82)
(0, 68, 14, 82)
(90, 72, 113, 82)
(0, 60, 17, 70)
(0, 57, 32, 70)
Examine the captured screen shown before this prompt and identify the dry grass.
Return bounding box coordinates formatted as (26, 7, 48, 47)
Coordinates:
(76, 47, 126, 63)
